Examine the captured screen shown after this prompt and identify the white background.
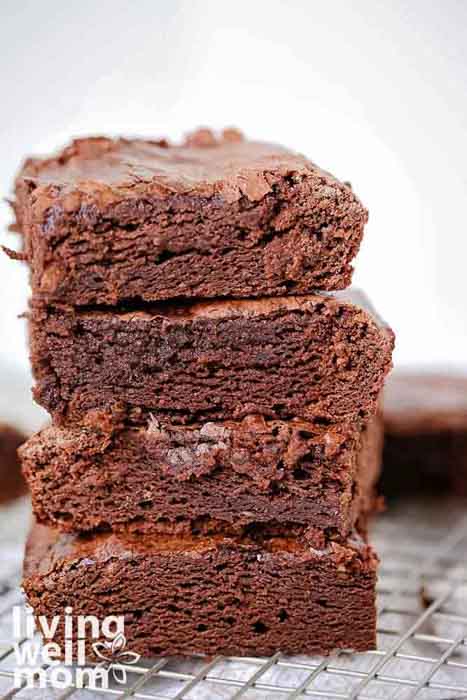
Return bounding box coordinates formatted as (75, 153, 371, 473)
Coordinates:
(1, 0, 466, 430)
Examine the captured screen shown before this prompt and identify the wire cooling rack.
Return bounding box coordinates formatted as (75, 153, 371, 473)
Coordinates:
(1, 497, 467, 700)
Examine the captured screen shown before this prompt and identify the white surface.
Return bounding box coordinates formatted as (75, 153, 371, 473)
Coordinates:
(2, 0, 467, 413)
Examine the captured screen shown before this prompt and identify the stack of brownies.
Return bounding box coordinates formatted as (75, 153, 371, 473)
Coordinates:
(12, 129, 394, 657)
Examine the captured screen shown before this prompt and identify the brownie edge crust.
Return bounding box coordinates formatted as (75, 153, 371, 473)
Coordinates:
(23, 524, 377, 658)
(13, 130, 368, 305)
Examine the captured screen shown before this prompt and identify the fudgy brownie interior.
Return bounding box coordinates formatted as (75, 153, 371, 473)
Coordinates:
(30, 291, 394, 427)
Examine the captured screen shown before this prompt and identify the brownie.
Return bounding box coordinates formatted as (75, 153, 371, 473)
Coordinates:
(382, 372, 467, 497)
(20, 413, 382, 538)
(29, 290, 394, 427)
(0, 422, 27, 504)
(23, 523, 377, 657)
(11, 129, 368, 306)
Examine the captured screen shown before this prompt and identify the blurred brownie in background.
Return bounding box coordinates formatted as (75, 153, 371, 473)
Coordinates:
(0, 423, 27, 504)
(382, 372, 467, 497)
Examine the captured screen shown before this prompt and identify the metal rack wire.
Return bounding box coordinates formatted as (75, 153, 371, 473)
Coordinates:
(1, 498, 467, 699)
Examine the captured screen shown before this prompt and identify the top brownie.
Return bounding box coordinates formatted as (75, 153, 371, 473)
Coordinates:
(13, 129, 368, 306)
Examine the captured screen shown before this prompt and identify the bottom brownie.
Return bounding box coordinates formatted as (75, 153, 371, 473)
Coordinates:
(23, 524, 377, 658)
(382, 372, 467, 497)
(0, 422, 27, 504)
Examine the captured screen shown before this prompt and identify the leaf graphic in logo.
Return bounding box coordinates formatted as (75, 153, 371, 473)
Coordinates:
(116, 650, 141, 664)
(91, 633, 141, 684)
(92, 640, 113, 661)
(111, 665, 128, 685)
(111, 633, 126, 655)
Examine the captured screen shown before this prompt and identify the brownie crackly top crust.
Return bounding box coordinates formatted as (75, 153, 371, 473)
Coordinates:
(12, 129, 368, 305)
(384, 372, 467, 435)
